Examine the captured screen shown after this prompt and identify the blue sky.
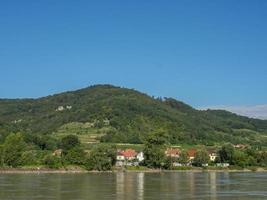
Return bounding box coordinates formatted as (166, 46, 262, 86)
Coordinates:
(1, 1, 267, 114)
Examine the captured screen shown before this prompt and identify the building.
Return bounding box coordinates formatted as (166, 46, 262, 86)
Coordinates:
(188, 149, 197, 161)
(116, 149, 139, 167)
(137, 152, 144, 162)
(165, 148, 181, 158)
(120, 149, 138, 161)
(208, 150, 218, 162)
(56, 106, 64, 111)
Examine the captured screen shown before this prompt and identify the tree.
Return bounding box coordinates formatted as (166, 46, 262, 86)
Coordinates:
(2, 133, 27, 167)
(179, 150, 189, 165)
(86, 144, 116, 171)
(193, 148, 209, 167)
(43, 154, 62, 169)
(164, 156, 175, 170)
(256, 151, 267, 167)
(232, 150, 247, 167)
(19, 151, 38, 166)
(218, 144, 235, 164)
(0, 145, 3, 166)
(143, 131, 167, 168)
(61, 135, 80, 153)
(64, 147, 86, 165)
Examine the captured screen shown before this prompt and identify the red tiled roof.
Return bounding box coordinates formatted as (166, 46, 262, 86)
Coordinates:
(120, 149, 137, 158)
(188, 149, 197, 157)
(165, 148, 181, 157)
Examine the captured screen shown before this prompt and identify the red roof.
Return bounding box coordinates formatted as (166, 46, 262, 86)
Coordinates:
(165, 148, 181, 157)
(119, 149, 137, 158)
(188, 149, 197, 157)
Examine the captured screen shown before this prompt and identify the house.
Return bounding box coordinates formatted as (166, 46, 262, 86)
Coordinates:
(165, 148, 181, 158)
(137, 152, 144, 162)
(188, 149, 197, 160)
(120, 149, 138, 161)
(116, 149, 139, 167)
(208, 150, 218, 162)
(56, 106, 64, 111)
(66, 105, 72, 110)
(116, 151, 125, 161)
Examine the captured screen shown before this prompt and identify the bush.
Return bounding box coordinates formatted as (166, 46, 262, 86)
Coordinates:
(85, 144, 116, 171)
(19, 151, 39, 166)
(61, 135, 80, 153)
(193, 148, 209, 167)
(43, 155, 62, 169)
(2, 133, 27, 167)
(64, 147, 86, 165)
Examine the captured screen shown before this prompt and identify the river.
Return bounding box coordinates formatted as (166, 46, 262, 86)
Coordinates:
(0, 172, 266, 199)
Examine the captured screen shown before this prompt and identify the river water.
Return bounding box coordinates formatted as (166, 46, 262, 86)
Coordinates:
(0, 172, 266, 200)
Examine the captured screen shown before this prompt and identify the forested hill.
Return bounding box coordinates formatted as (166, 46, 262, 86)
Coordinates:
(0, 84, 267, 146)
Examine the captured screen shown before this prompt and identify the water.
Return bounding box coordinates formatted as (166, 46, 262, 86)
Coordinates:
(0, 172, 266, 200)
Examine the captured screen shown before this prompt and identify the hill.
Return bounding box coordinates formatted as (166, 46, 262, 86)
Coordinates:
(0, 84, 267, 146)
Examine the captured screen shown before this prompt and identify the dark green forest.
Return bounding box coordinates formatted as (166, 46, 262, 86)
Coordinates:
(0, 84, 267, 147)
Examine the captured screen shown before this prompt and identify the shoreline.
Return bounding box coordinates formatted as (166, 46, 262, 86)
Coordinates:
(0, 168, 266, 174)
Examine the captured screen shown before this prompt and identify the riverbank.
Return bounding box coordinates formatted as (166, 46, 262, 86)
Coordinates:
(0, 167, 266, 174)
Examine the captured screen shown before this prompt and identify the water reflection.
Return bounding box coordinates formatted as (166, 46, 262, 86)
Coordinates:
(0, 172, 266, 200)
(116, 172, 144, 200)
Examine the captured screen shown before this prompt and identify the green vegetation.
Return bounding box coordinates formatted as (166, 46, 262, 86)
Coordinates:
(0, 85, 266, 171)
(193, 148, 209, 167)
(143, 131, 167, 169)
(2, 133, 27, 167)
(0, 84, 266, 147)
(85, 144, 116, 171)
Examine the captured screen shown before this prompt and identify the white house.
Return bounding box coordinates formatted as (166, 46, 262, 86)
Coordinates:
(137, 152, 144, 162)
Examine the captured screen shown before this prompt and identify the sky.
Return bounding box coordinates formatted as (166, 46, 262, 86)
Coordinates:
(0, 1, 267, 118)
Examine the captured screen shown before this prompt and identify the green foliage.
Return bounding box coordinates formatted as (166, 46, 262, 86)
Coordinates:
(164, 156, 176, 170)
(256, 151, 267, 167)
(0, 85, 267, 146)
(19, 150, 39, 166)
(23, 133, 58, 150)
(0, 145, 3, 166)
(2, 133, 27, 167)
(43, 154, 62, 169)
(217, 144, 235, 164)
(63, 147, 86, 165)
(179, 150, 189, 165)
(193, 148, 209, 167)
(232, 150, 248, 167)
(85, 144, 116, 171)
(143, 131, 167, 168)
(61, 135, 80, 152)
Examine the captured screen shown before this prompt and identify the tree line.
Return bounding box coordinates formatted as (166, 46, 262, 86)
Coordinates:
(0, 131, 266, 171)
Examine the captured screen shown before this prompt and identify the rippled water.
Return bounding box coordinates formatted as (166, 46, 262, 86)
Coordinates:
(0, 172, 266, 200)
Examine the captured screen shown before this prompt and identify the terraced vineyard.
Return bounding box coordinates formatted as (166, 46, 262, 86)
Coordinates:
(53, 122, 113, 145)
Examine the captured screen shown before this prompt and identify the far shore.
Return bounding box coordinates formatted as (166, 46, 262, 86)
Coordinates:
(0, 168, 266, 174)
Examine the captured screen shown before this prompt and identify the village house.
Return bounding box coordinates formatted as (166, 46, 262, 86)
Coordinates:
(136, 152, 145, 163)
(165, 148, 182, 166)
(165, 148, 181, 158)
(116, 149, 141, 167)
(56, 106, 65, 112)
(208, 150, 218, 162)
(188, 149, 197, 161)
